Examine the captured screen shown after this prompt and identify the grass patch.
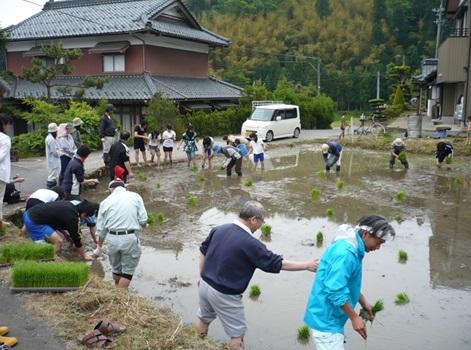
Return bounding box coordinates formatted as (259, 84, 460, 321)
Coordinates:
(310, 187, 321, 200)
(12, 261, 89, 288)
(155, 182, 161, 189)
(316, 231, 324, 246)
(360, 300, 384, 323)
(147, 213, 156, 226)
(157, 212, 166, 223)
(244, 178, 253, 187)
(297, 325, 310, 341)
(394, 292, 410, 305)
(398, 250, 408, 263)
(249, 284, 261, 299)
(395, 191, 406, 202)
(23, 277, 219, 350)
(1, 243, 54, 263)
(326, 208, 334, 217)
(336, 179, 345, 190)
(186, 194, 197, 207)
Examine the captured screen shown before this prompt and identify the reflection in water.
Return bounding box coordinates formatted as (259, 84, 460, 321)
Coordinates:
(86, 145, 471, 350)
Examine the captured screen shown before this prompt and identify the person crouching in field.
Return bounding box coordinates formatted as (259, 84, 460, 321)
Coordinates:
(389, 138, 409, 169)
(435, 141, 454, 168)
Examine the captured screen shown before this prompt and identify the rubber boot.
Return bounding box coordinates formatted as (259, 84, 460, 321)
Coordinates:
(336, 165, 341, 173)
(325, 165, 330, 172)
(0, 336, 17, 347)
(46, 180, 56, 189)
(0, 327, 8, 336)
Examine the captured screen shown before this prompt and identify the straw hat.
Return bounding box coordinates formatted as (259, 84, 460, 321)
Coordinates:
(65, 123, 74, 130)
(72, 117, 83, 127)
(47, 122, 58, 133)
(392, 138, 404, 146)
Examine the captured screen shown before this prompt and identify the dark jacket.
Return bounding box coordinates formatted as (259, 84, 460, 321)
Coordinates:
(99, 114, 116, 138)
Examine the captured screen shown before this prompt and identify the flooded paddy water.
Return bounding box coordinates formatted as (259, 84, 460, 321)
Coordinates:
(87, 143, 471, 350)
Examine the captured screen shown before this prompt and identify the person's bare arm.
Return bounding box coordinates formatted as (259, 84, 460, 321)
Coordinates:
(343, 302, 367, 340)
(281, 259, 318, 272)
(124, 161, 133, 177)
(199, 254, 205, 275)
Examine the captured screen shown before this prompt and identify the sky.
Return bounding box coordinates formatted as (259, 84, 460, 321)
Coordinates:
(1, 0, 48, 28)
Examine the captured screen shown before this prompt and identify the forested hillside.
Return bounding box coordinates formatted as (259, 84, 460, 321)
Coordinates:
(185, 0, 441, 110)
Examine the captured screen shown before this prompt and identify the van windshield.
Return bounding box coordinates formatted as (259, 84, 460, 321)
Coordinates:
(250, 108, 274, 121)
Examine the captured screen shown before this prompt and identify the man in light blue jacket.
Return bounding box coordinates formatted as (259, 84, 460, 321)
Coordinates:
(304, 215, 395, 349)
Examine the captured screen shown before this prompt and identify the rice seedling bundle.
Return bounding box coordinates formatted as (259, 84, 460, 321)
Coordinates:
(398, 250, 408, 263)
(297, 325, 310, 341)
(310, 188, 321, 200)
(453, 176, 462, 187)
(249, 284, 261, 298)
(318, 170, 326, 179)
(244, 178, 253, 187)
(260, 224, 272, 237)
(157, 212, 166, 223)
(360, 299, 384, 323)
(395, 191, 406, 202)
(445, 157, 452, 164)
(316, 231, 324, 245)
(186, 194, 197, 207)
(326, 208, 334, 217)
(394, 292, 410, 305)
(393, 213, 403, 223)
(336, 180, 345, 190)
(191, 165, 198, 172)
(398, 151, 407, 161)
(1, 243, 54, 263)
(12, 261, 89, 288)
(147, 213, 156, 226)
(155, 182, 161, 189)
(196, 173, 205, 182)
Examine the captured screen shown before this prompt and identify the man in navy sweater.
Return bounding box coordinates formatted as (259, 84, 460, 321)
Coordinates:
(196, 201, 318, 350)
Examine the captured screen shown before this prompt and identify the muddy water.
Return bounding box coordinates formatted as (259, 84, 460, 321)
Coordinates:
(88, 144, 471, 350)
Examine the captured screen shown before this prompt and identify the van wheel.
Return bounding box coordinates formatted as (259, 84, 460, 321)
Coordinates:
(293, 128, 300, 138)
(265, 131, 274, 142)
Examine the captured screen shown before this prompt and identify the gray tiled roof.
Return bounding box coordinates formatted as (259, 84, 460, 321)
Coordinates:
(7, 0, 228, 46)
(9, 74, 242, 102)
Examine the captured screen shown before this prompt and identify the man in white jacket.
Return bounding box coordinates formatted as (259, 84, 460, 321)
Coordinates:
(45, 123, 61, 188)
(0, 113, 12, 228)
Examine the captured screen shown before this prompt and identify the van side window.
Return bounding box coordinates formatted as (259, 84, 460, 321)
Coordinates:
(274, 110, 285, 121)
(285, 109, 297, 119)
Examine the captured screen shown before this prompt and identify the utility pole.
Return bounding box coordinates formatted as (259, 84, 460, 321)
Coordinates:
(433, 0, 445, 58)
(376, 71, 380, 99)
(317, 58, 321, 94)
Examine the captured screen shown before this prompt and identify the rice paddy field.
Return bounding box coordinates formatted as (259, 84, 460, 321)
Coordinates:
(85, 143, 471, 350)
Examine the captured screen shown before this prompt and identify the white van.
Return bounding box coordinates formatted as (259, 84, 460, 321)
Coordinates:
(241, 104, 301, 142)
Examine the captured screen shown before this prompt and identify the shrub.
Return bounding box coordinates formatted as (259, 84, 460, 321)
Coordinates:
(398, 250, 408, 263)
(11, 261, 89, 288)
(1, 243, 54, 263)
(297, 325, 310, 341)
(395, 292, 410, 305)
(392, 85, 406, 110)
(310, 188, 321, 200)
(249, 284, 261, 298)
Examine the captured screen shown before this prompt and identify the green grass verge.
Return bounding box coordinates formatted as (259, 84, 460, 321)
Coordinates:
(12, 261, 89, 288)
(1, 243, 54, 263)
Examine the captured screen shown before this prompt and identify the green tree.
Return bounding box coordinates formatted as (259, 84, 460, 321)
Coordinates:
(21, 43, 107, 100)
(392, 85, 405, 109)
(145, 93, 184, 135)
(315, 0, 331, 19)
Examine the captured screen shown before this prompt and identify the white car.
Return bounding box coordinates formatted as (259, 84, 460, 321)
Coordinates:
(241, 104, 301, 142)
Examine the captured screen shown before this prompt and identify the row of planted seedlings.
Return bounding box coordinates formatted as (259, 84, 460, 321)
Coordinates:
(0, 243, 89, 292)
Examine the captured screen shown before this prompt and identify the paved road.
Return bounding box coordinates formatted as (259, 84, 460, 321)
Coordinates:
(11, 129, 340, 194)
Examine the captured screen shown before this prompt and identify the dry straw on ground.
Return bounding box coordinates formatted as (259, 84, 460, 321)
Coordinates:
(23, 277, 221, 350)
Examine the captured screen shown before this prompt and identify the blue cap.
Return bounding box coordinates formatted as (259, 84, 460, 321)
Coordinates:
(212, 144, 222, 153)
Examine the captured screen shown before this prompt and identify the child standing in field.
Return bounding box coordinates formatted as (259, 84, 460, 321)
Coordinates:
(178, 125, 198, 168)
(148, 130, 161, 167)
(202, 136, 214, 169)
(162, 124, 176, 167)
(249, 132, 265, 171)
